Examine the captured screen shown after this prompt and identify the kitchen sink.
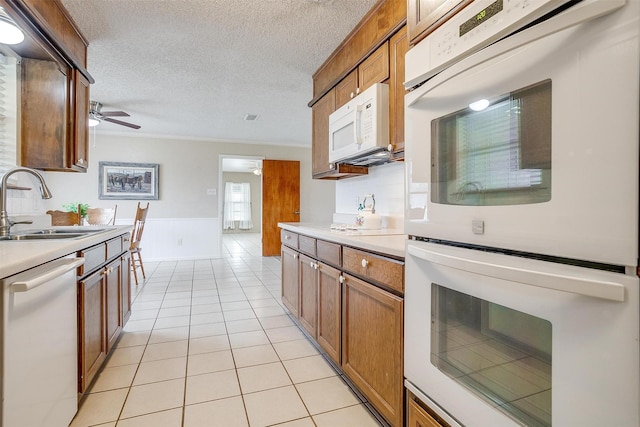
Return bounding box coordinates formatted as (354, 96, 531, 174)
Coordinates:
(0, 227, 110, 241)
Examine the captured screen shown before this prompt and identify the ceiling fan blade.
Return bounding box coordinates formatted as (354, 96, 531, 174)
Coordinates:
(103, 117, 141, 129)
(100, 110, 130, 117)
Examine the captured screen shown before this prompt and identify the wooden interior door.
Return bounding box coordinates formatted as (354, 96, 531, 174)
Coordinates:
(262, 160, 300, 256)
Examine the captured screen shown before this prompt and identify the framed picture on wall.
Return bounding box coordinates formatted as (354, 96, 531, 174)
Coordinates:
(98, 161, 159, 200)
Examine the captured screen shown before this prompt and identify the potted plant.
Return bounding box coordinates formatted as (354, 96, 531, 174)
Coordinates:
(62, 202, 89, 220)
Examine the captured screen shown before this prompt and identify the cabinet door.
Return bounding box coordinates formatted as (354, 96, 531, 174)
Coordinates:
(281, 245, 300, 317)
(317, 262, 341, 365)
(389, 27, 408, 158)
(121, 252, 132, 326)
(105, 259, 122, 352)
(78, 269, 106, 394)
(20, 58, 71, 171)
(407, 0, 472, 44)
(335, 69, 358, 109)
(408, 399, 445, 427)
(299, 254, 318, 338)
(357, 42, 390, 93)
(73, 69, 90, 170)
(342, 273, 404, 427)
(311, 89, 335, 177)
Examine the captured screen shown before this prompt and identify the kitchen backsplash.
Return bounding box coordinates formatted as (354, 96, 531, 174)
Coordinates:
(334, 161, 404, 230)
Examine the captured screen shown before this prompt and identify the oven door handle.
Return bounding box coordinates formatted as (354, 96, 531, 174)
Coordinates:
(408, 245, 625, 302)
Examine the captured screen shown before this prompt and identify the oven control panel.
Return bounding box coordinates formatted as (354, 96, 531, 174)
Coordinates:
(405, 0, 624, 88)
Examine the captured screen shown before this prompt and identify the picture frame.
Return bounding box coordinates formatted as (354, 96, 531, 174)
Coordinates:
(98, 161, 159, 200)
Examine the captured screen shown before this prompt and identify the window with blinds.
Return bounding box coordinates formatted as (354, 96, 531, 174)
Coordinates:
(0, 51, 18, 177)
(431, 79, 552, 206)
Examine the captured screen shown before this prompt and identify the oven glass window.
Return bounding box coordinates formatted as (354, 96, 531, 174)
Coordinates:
(431, 80, 551, 206)
(431, 284, 552, 426)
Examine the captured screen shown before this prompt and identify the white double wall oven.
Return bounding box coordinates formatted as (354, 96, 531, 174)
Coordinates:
(403, 0, 640, 426)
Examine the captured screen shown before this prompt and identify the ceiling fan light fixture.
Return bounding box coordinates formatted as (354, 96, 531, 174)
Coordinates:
(88, 112, 100, 127)
(0, 10, 24, 45)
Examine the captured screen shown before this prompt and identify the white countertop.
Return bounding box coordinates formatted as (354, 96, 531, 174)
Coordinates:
(0, 226, 133, 279)
(278, 222, 407, 259)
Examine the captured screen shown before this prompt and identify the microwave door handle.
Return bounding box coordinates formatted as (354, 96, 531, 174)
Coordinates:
(407, 245, 625, 302)
(355, 104, 363, 146)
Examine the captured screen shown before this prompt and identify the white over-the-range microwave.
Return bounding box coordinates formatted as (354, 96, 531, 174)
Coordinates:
(328, 82, 389, 166)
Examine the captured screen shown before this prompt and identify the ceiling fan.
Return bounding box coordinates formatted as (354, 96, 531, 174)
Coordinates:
(89, 101, 141, 129)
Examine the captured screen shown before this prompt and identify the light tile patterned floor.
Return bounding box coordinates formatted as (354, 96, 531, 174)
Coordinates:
(70, 233, 381, 427)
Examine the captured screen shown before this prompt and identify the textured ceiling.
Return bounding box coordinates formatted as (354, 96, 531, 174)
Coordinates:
(59, 0, 379, 146)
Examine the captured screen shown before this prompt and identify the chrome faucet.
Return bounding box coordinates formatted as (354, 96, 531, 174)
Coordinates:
(0, 167, 53, 237)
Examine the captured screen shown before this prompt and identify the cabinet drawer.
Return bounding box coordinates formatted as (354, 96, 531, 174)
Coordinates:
(317, 239, 341, 267)
(298, 235, 316, 257)
(281, 229, 299, 249)
(79, 243, 106, 277)
(407, 397, 449, 427)
(106, 236, 123, 261)
(342, 247, 404, 294)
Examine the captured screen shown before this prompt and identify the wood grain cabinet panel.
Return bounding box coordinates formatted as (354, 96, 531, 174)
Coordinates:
(389, 27, 408, 158)
(342, 273, 404, 426)
(281, 245, 300, 317)
(317, 262, 342, 365)
(358, 42, 389, 93)
(105, 258, 122, 352)
(73, 69, 90, 170)
(121, 252, 132, 325)
(342, 247, 404, 293)
(78, 269, 106, 393)
(299, 254, 318, 338)
(312, 89, 335, 177)
(281, 229, 299, 249)
(298, 235, 316, 257)
(335, 69, 358, 109)
(317, 239, 341, 268)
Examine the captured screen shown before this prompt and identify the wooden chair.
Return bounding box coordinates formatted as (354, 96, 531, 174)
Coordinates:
(86, 205, 117, 226)
(46, 208, 81, 225)
(129, 202, 149, 286)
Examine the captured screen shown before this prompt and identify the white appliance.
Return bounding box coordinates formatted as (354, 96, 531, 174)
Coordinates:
(328, 82, 389, 165)
(1, 256, 84, 427)
(405, 241, 639, 426)
(404, 0, 638, 267)
(403, 0, 640, 426)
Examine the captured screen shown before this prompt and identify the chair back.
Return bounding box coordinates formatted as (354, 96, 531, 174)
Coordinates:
(46, 209, 81, 226)
(86, 205, 117, 226)
(130, 202, 149, 251)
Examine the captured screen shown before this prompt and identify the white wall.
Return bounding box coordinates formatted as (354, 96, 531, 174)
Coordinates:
(7, 132, 335, 260)
(335, 161, 404, 230)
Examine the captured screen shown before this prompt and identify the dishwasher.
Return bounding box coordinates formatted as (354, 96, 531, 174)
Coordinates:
(1, 255, 84, 427)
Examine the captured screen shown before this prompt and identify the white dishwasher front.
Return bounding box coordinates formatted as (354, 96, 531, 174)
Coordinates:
(1, 255, 84, 427)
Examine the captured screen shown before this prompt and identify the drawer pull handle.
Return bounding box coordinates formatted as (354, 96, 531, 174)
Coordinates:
(361, 259, 368, 268)
(293, 253, 298, 259)
(339, 275, 345, 284)
(285, 235, 291, 240)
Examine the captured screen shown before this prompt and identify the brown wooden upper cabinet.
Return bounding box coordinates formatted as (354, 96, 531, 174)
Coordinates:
(335, 42, 390, 110)
(389, 27, 408, 157)
(407, 0, 473, 45)
(1, 0, 92, 172)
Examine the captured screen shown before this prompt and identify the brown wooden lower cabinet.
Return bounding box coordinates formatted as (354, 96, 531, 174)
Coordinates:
(407, 391, 449, 427)
(105, 258, 122, 352)
(342, 273, 404, 427)
(280, 230, 405, 426)
(78, 268, 106, 393)
(317, 261, 342, 365)
(281, 245, 300, 317)
(121, 252, 132, 325)
(78, 233, 131, 396)
(299, 254, 318, 338)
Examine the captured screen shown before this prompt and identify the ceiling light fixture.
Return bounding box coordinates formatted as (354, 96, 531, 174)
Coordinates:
(469, 99, 490, 111)
(0, 9, 24, 45)
(88, 112, 100, 127)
